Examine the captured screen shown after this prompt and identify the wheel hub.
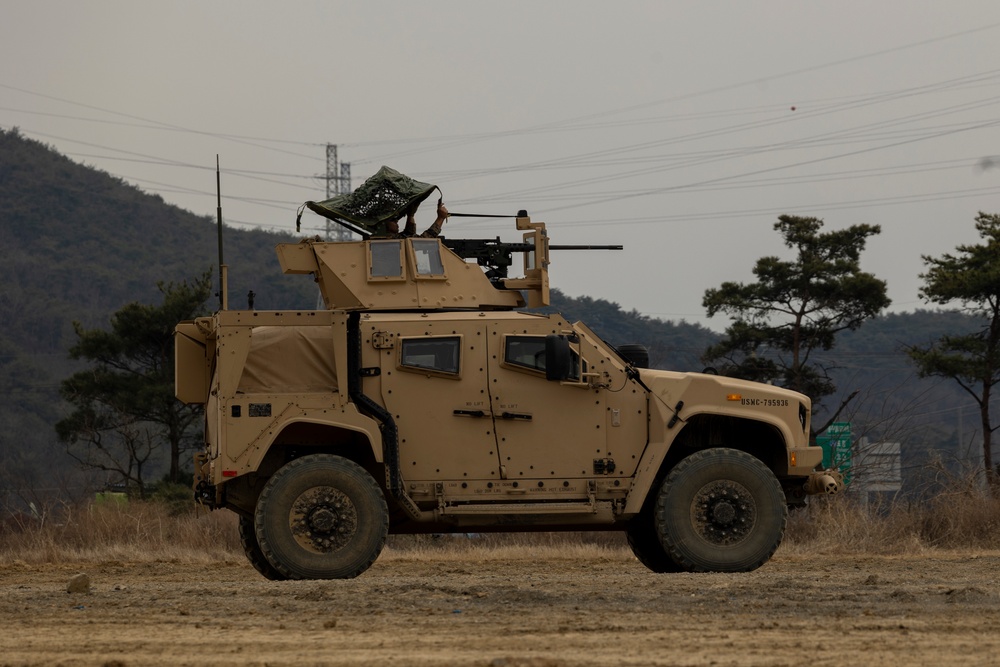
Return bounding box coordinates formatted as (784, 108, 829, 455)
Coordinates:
(289, 486, 357, 553)
(308, 506, 338, 533)
(712, 500, 737, 525)
(691, 480, 756, 546)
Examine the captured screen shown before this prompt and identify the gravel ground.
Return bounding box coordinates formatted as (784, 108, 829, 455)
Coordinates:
(2, 550, 999, 666)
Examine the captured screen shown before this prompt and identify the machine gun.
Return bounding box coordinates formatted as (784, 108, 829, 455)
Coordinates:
(442, 237, 623, 282)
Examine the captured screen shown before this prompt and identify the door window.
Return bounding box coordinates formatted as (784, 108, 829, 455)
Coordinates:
(399, 336, 461, 376)
(502, 335, 580, 380)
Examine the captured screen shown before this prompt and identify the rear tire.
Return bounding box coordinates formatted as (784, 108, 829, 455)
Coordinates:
(655, 448, 786, 572)
(238, 515, 287, 581)
(255, 454, 388, 580)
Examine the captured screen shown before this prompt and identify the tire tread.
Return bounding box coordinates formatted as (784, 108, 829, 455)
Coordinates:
(654, 448, 786, 573)
(255, 454, 388, 580)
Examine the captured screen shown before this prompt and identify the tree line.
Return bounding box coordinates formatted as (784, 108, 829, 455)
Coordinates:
(55, 213, 1000, 496)
(2, 128, 996, 499)
(699, 213, 1000, 485)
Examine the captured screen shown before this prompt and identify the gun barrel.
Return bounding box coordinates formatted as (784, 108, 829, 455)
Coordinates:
(549, 245, 623, 251)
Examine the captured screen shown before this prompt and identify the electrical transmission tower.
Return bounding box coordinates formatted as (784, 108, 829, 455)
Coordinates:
(316, 145, 352, 308)
(323, 144, 352, 241)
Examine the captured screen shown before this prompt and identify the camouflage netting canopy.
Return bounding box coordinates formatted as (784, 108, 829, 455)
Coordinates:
(305, 165, 440, 235)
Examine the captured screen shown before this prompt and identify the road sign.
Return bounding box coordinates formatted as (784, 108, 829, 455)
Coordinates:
(817, 422, 852, 484)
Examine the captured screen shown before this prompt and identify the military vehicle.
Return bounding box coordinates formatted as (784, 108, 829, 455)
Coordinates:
(175, 167, 841, 580)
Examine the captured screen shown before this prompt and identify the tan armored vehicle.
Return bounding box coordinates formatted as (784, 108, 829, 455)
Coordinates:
(175, 168, 840, 580)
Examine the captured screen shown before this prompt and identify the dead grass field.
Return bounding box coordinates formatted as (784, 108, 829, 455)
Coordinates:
(2, 547, 1000, 666)
(3, 495, 1000, 666)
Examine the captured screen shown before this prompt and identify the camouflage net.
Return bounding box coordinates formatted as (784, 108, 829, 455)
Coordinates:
(305, 166, 439, 235)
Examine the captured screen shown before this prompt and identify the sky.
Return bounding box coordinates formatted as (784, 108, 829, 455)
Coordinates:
(3, 1, 1000, 330)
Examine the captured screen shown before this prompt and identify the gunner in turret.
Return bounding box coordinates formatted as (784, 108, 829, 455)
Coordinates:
(385, 200, 450, 238)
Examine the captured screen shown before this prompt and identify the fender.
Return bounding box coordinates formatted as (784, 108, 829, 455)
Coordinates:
(623, 371, 813, 515)
(209, 402, 383, 483)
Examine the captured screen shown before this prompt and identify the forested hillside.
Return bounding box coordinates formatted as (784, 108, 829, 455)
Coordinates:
(820, 310, 990, 490)
(0, 129, 316, 501)
(0, 130, 722, 502)
(547, 292, 991, 491)
(0, 129, 988, 505)
(540, 293, 717, 372)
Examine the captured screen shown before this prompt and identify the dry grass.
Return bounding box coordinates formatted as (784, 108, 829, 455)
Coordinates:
(0, 502, 243, 565)
(785, 481, 1000, 555)
(4, 479, 1000, 565)
(383, 532, 629, 563)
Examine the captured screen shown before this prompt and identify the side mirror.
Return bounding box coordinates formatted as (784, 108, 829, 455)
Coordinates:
(545, 335, 572, 381)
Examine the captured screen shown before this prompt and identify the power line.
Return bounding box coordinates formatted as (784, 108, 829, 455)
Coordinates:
(6, 33, 999, 178)
(65, 152, 319, 180)
(0, 83, 324, 160)
(345, 22, 1000, 161)
(10, 115, 997, 234)
(4, 24, 1000, 230)
(533, 118, 1000, 216)
(445, 77, 1000, 204)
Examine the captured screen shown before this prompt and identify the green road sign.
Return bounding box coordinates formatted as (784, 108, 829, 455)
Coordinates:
(817, 422, 852, 484)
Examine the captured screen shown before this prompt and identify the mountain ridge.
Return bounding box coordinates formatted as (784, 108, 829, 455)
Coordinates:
(0, 128, 986, 500)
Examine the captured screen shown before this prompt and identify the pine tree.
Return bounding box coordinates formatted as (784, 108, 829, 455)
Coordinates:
(703, 215, 890, 435)
(908, 212, 1000, 485)
(57, 272, 212, 496)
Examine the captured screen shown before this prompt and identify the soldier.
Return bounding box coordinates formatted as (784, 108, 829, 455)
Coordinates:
(384, 200, 450, 238)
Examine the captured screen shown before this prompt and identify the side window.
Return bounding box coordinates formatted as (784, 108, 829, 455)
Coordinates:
(504, 336, 547, 372)
(410, 239, 445, 277)
(399, 336, 461, 376)
(503, 335, 580, 380)
(369, 240, 404, 280)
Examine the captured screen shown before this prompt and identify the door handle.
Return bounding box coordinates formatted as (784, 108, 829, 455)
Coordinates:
(453, 409, 488, 418)
(500, 412, 532, 421)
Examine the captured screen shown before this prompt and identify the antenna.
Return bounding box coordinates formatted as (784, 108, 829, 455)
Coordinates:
(216, 155, 228, 310)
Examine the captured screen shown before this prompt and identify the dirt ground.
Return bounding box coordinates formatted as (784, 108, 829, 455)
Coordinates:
(2, 548, 1000, 667)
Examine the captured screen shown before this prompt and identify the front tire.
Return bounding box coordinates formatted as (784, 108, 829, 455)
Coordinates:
(655, 448, 786, 572)
(626, 513, 683, 573)
(255, 454, 388, 580)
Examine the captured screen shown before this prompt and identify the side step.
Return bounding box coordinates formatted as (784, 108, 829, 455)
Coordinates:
(441, 501, 599, 515)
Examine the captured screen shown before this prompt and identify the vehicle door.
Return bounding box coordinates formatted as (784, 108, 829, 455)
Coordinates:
(485, 318, 609, 480)
(371, 316, 500, 483)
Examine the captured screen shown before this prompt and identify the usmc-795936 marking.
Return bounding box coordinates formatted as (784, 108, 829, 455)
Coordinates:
(740, 398, 790, 407)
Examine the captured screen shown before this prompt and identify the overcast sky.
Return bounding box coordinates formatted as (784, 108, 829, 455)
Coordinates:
(3, 1, 1000, 330)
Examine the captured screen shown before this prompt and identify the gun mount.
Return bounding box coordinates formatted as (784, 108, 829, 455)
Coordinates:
(443, 237, 623, 282)
(278, 212, 619, 311)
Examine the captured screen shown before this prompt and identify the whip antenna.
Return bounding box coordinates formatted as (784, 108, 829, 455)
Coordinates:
(216, 155, 228, 309)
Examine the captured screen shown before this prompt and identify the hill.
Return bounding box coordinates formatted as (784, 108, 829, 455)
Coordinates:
(819, 309, 990, 489)
(0, 128, 317, 501)
(0, 128, 989, 506)
(541, 292, 718, 372)
(0, 130, 719, 502)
